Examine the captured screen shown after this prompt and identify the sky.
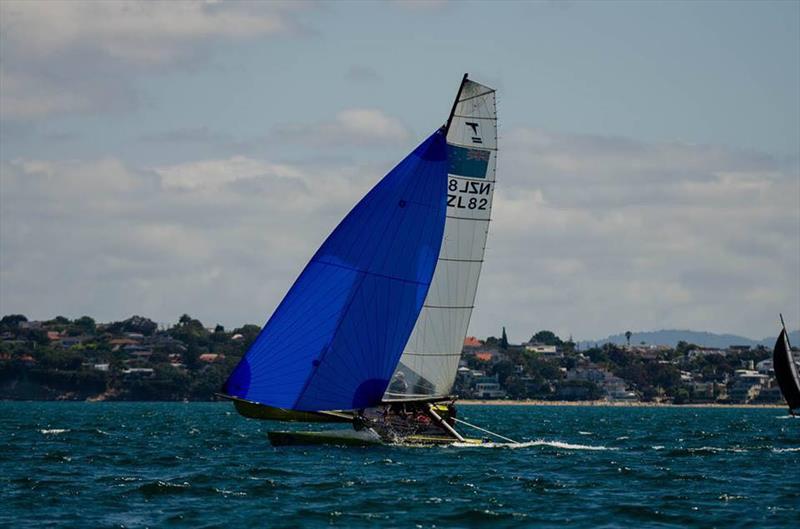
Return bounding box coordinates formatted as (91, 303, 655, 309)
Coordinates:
(1, 0, 798, 342)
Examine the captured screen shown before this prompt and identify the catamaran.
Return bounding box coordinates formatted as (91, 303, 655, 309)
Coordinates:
(221, 74, 510, 445)
(773, 315, 800, 416)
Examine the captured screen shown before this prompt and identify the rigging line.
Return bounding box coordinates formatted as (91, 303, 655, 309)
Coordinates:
(448, 144, 499, 152)
(445, 73, 469, 134)
(446, 215, 491, 222)
(453, 418, 520, 445)
(403, 352, 461, 357)
(312, 258, 431, 286)
(458, 89, 496, 103)
(451, 115, 497, 120)
(780, 313, 792, 349)
(447, 176, 497, 183)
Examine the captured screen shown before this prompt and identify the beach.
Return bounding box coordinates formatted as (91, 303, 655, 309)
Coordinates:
(459, 399, 785, 408)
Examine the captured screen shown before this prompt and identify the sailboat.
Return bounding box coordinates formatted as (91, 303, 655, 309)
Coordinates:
(221, 74, 505, 445)
(773, 315, 800, 415)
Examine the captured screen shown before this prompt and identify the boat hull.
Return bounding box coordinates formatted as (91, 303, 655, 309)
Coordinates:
(267, 429, 485, 447)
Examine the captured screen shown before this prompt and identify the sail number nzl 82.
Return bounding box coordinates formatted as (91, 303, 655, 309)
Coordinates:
(447, 178, 491, 210)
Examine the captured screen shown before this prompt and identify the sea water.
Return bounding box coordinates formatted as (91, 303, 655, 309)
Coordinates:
(1, 402, 797, 528)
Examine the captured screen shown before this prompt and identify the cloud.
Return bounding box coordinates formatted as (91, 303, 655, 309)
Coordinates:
(344, 66, 382, 83)
(390, 0, 449, 10)
(476, 128, 799, 341)
(1, 128, 797, 340)
(154, 156, 305, 192)
(0, 1, 309, 120)
(138, 126, 232, 144)
(0, 152, 385, 326)
(274, 108, 411, 147)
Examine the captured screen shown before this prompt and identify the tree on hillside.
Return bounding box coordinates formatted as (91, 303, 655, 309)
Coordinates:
(530, 330, 562, 346)
(209, 324, 226, 343)
(107, 315, 157, 336)
(45, 316, 71, 332)
(491, 359, 515, 385)
(233, 324, 262, 350)
(0, 314, 27, 332)
(74, 316, 96, 335)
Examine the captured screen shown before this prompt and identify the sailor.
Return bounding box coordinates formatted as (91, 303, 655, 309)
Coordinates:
(388, 371, 408, 394)
(352, 409, 368, 431)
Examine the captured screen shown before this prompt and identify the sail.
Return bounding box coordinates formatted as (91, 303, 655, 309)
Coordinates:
(223, 130, 448, 412)
(385, 78, 497, 399)
(773, 329, 800, 412)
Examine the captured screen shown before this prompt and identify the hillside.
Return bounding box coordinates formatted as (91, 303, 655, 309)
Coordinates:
(580, 329, 800, 349)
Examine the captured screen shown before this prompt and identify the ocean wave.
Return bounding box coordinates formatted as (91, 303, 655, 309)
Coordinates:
(451, 439, 615, 451)
(667, 446, 749, 455)
(772, 447, 800, 453)
(695, 446, 748, 453)
(137, 480, 192, 497)
(39, 428, 69, 435)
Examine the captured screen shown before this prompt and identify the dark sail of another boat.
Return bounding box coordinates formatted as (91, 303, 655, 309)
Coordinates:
(773, 315, 800, 415)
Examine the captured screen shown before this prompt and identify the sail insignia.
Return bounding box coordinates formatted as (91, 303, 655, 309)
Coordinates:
(223, 130, 449, 412)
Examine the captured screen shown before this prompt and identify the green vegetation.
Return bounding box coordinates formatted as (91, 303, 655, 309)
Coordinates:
(456, 328, 774, 404)
(0, 314, 249, 401)
(0, 316, 778, 404)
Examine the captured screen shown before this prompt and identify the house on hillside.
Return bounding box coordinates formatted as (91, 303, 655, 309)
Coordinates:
(59, 336, 85, 348)
(109, 338, 141, 351)
(686, 347, 727, 360)
(524, 342, 563, 359)
(728, 369, 769, 403)
(565, 365, 637, 401)
(472, 373, 506, 399)
(463, 336, 483, 349)
(472, 350, 504, 363)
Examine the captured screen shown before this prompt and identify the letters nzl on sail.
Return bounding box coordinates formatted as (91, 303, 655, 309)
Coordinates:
(447, 178, 491, 210)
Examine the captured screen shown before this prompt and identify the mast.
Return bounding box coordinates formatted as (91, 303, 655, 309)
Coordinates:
(444, 73, 469, 134)
(780, 313, 791, 348)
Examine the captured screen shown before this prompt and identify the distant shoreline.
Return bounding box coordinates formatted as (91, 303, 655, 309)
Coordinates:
(458, 399, 785, 408)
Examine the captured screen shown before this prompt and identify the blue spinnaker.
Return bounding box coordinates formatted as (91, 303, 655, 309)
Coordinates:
(224, 130, 448, 411)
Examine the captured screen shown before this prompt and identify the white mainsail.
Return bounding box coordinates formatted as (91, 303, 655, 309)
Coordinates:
(385, 78, 497, 399)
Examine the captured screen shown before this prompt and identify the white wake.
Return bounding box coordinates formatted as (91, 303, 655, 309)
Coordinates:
(451, 439, 616, 451)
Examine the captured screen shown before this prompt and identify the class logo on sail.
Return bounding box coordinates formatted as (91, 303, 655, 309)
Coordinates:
(448, 144, 491, 179)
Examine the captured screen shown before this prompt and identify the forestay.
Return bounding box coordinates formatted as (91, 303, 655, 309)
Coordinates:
(385, 79, 498, 400)
(223, 130, 448, 411)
